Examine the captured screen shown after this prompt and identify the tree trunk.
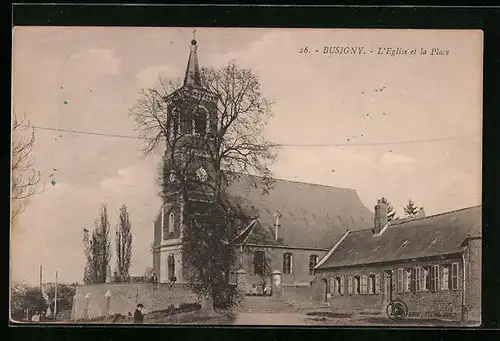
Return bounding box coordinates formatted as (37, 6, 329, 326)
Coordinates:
(200, 295, 215, 317)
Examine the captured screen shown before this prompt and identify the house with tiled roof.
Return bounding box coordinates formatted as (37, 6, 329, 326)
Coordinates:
(313, 200, 481, 325)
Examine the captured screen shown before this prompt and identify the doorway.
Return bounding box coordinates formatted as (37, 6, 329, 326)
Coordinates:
(167, 254, 175, 280)
(322, 278, 329, 302)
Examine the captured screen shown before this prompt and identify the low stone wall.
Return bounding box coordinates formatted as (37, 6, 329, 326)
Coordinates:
(71, 283, 198, 321)
(281, 283, 322, 309)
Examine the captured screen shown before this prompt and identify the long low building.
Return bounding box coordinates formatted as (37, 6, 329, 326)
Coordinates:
(314, 201, 481, 325)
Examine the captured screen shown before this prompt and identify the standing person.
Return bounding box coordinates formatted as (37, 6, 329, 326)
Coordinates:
(31, 310, 40, 322)
(46, 305, 52, 320)
(133, 304, 144, 324)
(150, 273, 155, 290)
(154, 273, 159, 290)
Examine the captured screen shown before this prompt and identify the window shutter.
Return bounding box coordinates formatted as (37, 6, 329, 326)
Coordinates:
(348, 276, 353, 295)
(451, 263, 459, 290)
(411, 268, 415, 292)
(437, 265, 441, 291)
(420, 267, 424, 291)
(375, 274, 380, 294)
(330, 278, 335, 294)
(340, 276, 345, 295)
(425, 267, 430, 290)
(415, 267, 422, 292)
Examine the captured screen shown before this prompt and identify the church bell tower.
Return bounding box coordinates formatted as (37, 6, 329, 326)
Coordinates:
(162, 35, 219, 239)
(153, 33, 219, 283)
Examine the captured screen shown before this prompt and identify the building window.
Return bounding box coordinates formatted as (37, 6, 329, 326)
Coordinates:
(353, 276, 360, 295)
(168, 212, 175, 234)
(421, 266, 430, 291)
(283, 253, 293, 274)
(334, 277, 341, 295)
(253, 251, 265, 276)
(404, 268, 412, 292)
(347, 276, 353, 295)
(451, 262, 459, 290)
(329, 278, 334, 294)
(340, 276, 345, 295)
(360, 275, 367, 295)
(194, 108, 207, 136)
(368, 274, 376, 294)
(167, 254, 175, 280)
(442, 265, 450, 290)
(430, 265, 440, 292)
(397, 268, 404, 293)
(375, 274, 380, 294)
(413, 267, 421, 292)
(309, 255, 319, 275)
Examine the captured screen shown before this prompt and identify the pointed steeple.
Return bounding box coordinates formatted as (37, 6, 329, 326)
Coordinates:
(183, 32, 202, 88)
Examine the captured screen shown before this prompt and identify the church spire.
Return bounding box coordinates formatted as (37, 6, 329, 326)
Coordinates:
(183, 30, 202, 88)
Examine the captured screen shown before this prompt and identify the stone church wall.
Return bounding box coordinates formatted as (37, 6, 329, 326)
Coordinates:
(238, 247, 328, 293)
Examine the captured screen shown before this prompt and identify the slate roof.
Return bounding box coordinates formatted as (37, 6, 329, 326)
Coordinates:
(316, 205, 481, 270)
(225, 174, 374, 249)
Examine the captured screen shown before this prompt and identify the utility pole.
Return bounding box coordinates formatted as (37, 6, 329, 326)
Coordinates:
(39, 265, 43, 290)
(54, 270, 58, 319)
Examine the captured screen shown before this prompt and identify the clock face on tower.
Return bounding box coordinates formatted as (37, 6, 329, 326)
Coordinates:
(196, 167, 208, 182)
(169, 171, 176, 182)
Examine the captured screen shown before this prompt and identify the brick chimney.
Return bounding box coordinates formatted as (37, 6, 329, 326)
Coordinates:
(373, 199, 388, 235)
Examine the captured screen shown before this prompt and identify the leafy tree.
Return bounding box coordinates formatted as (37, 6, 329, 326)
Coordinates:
(11, 113, 41, 221)
(115, 204, 133, 282)
(403, 198, 419, 217)
(131, 59, 277, 315)
(380, 197, 397, 222)
(43, 283, 77, 315)
(10, 282, 47, 322)
(83, 204, 112, 283)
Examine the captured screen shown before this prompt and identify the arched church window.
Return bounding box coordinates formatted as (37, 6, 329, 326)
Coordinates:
(283, 253, 293, 275)
(253, 251, 265, 276)
(168, 212, 175, 234)
(180, 110, 193, 135)
(194, 108, 207, 136)
(309, 255, 319, 275)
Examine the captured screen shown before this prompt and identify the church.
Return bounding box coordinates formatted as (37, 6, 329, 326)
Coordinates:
(151, 37, 374, 292)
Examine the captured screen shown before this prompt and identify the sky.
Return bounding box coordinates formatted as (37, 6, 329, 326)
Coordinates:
(11, 27, 482, 285)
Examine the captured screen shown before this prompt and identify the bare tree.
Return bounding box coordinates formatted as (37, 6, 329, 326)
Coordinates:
(83, 204, 112, 284)
(115, 204, 133, 282)
(130, 60, 278, 314)
(11, 113, 41, 220)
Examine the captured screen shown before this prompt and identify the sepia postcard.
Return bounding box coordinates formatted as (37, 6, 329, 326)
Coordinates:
(10, 27, 482, 327)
